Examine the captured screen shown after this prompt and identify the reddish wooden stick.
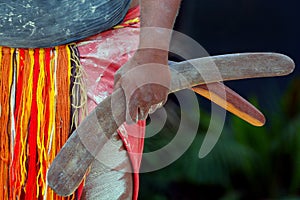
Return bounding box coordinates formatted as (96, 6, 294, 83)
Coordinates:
(192, 82, 266, 126)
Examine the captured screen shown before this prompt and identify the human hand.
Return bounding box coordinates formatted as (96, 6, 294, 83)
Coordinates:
(114, 49, 171, 123)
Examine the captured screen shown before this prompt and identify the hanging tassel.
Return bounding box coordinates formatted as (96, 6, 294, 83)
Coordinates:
(37, 48, 53, 198)
(25, 49, 44, 199)
(11, 48, 34, 199)
(44, 48, 58, 200)
(36, 48, 47, 197)
(0, 47, 14, 200)
(55, 46, 71, 151)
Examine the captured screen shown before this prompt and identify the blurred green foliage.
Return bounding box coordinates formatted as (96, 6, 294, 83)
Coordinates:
(139, 79, 300, 200)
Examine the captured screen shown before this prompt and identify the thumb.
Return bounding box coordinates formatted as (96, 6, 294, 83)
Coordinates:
(126, 98, 138, 124)
(114, 71, 122, 89)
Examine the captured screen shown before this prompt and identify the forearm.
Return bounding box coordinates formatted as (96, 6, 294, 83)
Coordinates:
(140, 0, 181, 28)
(114, 0, 180, 122)
(138, 0, 181, 58)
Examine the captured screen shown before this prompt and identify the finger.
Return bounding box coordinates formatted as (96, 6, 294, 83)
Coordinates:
(114, 72, 121, 88)
(161, 94, 168, 106)
(149, 89, 168, 114)
(137, 105, 151, 121)
(149, 102, 164, 114)
(151, 87, 168, 105)
(192, 82, 266, 127)
(126, 100, 138, 124)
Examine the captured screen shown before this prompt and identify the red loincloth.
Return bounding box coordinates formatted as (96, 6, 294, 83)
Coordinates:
(78, 6, 145, 200)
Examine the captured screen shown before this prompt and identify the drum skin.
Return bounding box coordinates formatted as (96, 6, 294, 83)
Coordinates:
(0, 0, 131, 48)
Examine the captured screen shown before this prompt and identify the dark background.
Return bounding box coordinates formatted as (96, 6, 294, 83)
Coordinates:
(174, 0, 299, 106)
(140, 0, 300, 199)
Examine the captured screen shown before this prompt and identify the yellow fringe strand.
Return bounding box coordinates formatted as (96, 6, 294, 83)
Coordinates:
(36, 48, 46, 197)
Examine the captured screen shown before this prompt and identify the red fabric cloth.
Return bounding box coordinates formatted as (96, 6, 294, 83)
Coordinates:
(77, 6, 144, 200)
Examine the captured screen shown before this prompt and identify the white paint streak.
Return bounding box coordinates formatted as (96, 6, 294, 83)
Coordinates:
(22, 20, 36, 36)
(90, 6, 97, 13)
(93, 91, 109, 104)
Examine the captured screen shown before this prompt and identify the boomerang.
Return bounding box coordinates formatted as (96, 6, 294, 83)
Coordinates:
(47, 52, 294, 196)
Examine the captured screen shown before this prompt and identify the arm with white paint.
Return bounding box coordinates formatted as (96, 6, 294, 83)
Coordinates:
(114, 0, 182, 123)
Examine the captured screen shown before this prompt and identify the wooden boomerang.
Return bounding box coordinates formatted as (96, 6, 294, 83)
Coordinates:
(193, 82, 266, 126)
(47, 53, 294, 196)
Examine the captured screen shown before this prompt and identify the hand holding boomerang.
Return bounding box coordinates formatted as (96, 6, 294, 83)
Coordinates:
(47, 53, 295, 196)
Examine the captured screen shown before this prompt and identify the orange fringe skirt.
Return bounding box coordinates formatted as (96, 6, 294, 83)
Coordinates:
(0, 45, 86, 199)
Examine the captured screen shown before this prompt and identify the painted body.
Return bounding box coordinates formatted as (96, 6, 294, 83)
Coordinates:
(0, 0, 131, 47)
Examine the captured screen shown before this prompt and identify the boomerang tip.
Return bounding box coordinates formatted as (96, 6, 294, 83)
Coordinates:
(272, 53, 295, 75)
(245, 110, 266, 127)
(192, 83, 266, 127)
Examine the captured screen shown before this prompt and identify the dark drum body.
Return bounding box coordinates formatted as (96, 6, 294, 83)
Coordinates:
(0, 0, 131, 48)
